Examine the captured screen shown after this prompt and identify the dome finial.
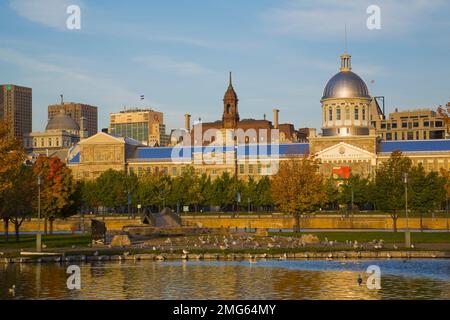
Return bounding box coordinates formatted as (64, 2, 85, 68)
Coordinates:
(340, 53, 351, 72)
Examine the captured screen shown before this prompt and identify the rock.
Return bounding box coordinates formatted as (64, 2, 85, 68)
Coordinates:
(299, 234, 320, 244)
(255, 229, 269, 237)
(110, 235, 131, 248)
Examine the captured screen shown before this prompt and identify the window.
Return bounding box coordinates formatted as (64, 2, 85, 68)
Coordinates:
(345, 107, 350, 120)
(394, 132, 398, 140)
(392, 122, 397, 129)
(354, 107, 359, 120)
(416, 131, 419, 140)
(424, 121, 430, 127)
(402, 122, 408, 128)
(336, 107, 341, 121)
(381, 123, 386, 129)
(407, 132, 414, 140)
(226, 104, 231, 113)
(413, 122, 419, 128)
(386, 133, 392, 140)
(328, 107, 333, 121)
(257, 163, 262, 174)
(172, 167, 177, 176)
(362, 108, 366, 121)
(435, 121, 443, 127)
(239, 164, 245, 174)
(248, 164, 254, 174)
(163, 167, 168, 175)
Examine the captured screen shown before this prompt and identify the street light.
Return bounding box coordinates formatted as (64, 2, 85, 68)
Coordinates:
(403, 172, 411, 247)
(36, 175, 42, 252)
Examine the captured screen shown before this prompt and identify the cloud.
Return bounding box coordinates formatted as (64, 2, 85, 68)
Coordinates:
(9, 0, 83, 30)
(133, 55, 214, 76)
(262, 0, 447, 39)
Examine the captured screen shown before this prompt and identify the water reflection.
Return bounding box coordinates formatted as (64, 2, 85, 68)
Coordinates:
(1, 260, 449, 300)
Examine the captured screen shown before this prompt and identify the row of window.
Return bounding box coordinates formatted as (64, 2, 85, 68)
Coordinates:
(381, 130, 445, 140)
(378, 120, 444, 130)
(326, 106, 367, 122)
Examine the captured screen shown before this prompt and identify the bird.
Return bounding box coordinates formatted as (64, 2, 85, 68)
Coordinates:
(42, 243, 47, 249)
(8, 285, 15, 296)
(393, 244, 398, 250)
(357, 275, 363, 286)
(279, 253, 288, 261)
(182, 249, 190, 255)
(410, 244, 415, 249)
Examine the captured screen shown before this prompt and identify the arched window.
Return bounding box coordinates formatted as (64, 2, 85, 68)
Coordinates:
(336, 107, 341, 121)
(226, 104, 231, 113)
(329, 107, 333, 121)
(355, 107, 359, 120)
(362, 107, 366, 121)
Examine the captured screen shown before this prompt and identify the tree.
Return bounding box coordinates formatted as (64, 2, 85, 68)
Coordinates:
(441, 168, 450, 231)
(0, 164, 36, 241)
(323, 177, 339, 210)
(33, 156, 78, 234)
(409, 164, 446, 231)
(96, 169, 137, 213)
(0, 121, 27, 241)
(338, 174, 371, 210)
(255, 176, 273, 211)
(80, 180, 101, 213)
(374, 151, 412, 232)
(210, 172, 237, 211)
(271, 156, 326, 232)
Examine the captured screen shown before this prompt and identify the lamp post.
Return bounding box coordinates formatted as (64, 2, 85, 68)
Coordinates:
(403, 172, 411, 247)
(36, 175, 42, 252)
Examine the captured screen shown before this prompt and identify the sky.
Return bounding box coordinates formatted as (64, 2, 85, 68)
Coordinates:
(0, 0, 449, 132)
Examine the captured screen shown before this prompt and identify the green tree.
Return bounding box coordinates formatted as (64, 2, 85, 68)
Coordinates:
(374, 151, 412, 232)
(1, 164, 36, 241)
(409, 164, 446, 231)
(80, 180, 101, 213)
(210, 172, 237, 211)
(96, 169, 137, 213)
(271, 156, 327, 232)
(338, 174, 371, 210)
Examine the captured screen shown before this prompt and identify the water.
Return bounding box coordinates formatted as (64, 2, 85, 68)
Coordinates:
(1, 259, 449, 300)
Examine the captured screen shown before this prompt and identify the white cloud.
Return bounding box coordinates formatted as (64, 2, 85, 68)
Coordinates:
(9, 0, 83, 30)
(133, 55, 214, 76)
(262, 0, 447, 39)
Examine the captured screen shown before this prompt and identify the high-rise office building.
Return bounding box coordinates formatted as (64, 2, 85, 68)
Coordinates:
(109, 108, 169, 146)
(48, 101, 98, 137)
(0, 84, 32, 140)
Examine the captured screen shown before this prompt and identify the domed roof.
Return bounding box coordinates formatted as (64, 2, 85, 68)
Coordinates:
(322, 54, 371, 100)
(46, 110, 79, 131)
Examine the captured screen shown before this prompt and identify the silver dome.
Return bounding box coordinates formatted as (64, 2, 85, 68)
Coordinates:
(46, 111, 80, 131)
(322, 71, 371, 100)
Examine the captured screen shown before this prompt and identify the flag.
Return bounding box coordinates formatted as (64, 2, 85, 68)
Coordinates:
(332, 166, 351, 180)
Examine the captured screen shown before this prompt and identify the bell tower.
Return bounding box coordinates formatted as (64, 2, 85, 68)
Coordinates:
(222, 72, 239, 129)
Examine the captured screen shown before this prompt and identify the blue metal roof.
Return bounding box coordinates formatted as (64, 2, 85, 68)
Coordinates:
(133, 143, 310, 161)
(380, 140, 450, 153)
(68, 152, 80, 164)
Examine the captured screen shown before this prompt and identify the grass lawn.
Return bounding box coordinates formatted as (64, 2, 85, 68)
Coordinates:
(0, 234, 91, 250)
(269, 231, 450, 244)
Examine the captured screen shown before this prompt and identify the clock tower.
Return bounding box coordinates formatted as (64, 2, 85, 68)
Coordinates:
(222, 72, 239, 129)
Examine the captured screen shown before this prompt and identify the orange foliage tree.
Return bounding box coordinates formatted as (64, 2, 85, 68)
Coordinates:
(33, 156, 78, 234)
(271, 156, 326, 232)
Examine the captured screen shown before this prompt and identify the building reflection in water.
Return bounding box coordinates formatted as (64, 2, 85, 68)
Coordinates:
(0, 260, 449, 300)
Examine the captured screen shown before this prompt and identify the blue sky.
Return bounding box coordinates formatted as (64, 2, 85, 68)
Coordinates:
(0, 0, 449, 132)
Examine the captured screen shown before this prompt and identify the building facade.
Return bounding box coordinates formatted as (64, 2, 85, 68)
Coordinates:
(0, 84, 32, 140)
(372, 108, 447, 141)
(67, 54, 450, 180)
(24, 110, 88, 160)
(48, 101, 98, 137)
(109, 108, 169, 147)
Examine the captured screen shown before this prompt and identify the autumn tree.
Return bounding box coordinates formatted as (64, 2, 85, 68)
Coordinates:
(33, 156, 78, 234)
(374, 151, 412, 232)
(0, 121, 27, 241)
(271, 156, 326, 232)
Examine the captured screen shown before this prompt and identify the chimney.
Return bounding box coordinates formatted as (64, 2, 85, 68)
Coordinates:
(309, 128, 316, 139)
(273, 108, 279, 129)
(79, 117, 88, 140)
(184, 114, 191, 133)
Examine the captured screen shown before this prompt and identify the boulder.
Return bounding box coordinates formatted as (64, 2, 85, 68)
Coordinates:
(299, 234, 320, 244)
(255, 228, 269, 237)
(110, 235, 131, 247)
